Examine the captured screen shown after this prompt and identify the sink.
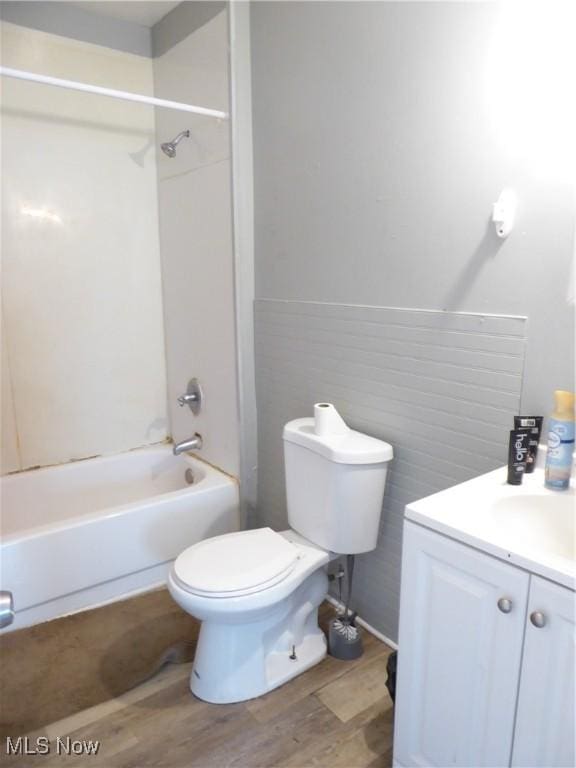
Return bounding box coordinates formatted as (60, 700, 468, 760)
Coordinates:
(491, 494, 575, 561)
(405, 465, 576, 588)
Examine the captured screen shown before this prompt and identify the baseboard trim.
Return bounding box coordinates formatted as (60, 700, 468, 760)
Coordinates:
(326, 595, 398, 651)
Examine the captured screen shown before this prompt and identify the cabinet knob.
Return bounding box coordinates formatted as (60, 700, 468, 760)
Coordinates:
(530, 611, 546, 628)
(497, 597, 513, 614)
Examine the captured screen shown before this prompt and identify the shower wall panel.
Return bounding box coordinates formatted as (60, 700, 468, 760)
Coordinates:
(0, 21, 167, 472)
(153, 9, 240, 477)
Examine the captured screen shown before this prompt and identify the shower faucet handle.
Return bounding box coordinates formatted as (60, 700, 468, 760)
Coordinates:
(177, 378, 203, 415)
(178, 393, 197, 406)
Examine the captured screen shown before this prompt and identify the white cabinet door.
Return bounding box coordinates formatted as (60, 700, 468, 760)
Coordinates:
(393, 522, 530, 768)
(512, 576, 576, 768)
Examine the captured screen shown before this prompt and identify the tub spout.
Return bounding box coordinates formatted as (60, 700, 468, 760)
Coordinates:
(173, 434, 203, 456)
(0, 591, 14, 629)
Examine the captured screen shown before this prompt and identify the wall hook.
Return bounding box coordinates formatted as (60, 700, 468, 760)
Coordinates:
(492, 188, 517, 238)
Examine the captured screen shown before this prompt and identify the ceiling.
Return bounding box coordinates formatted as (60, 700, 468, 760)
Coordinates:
(72, 2, 181, 27)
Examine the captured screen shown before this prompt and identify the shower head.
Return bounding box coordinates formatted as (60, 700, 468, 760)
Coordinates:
(160, 129, 190, 158)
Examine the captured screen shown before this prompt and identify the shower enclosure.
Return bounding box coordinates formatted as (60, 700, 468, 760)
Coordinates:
(0, 1, 249, 631)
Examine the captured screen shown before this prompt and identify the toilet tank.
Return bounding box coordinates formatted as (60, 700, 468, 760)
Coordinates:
(283, 418, 393, 555)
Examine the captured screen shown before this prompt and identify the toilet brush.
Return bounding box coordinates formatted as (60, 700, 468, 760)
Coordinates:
(334, 555, 358, 637)
(328, 554, 363, 659)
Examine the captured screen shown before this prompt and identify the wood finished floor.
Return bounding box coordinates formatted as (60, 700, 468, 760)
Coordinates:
(2, 606, 395, 768)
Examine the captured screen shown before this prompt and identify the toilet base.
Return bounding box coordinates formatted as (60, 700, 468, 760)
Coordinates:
(190, 570, 328, 704)
(191, 627, 327, 704)
(262, 629, 327, 693)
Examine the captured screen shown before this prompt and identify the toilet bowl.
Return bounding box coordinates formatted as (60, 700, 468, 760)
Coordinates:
(168, 528, 331, 703)
(169, 407, 393, 704)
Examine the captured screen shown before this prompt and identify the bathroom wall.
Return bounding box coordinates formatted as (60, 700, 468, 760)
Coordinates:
(1, 21, 167, 473)
(152, 5, 241, 477)
(250, 2, 575, 640)
(0, 1, 152, 56)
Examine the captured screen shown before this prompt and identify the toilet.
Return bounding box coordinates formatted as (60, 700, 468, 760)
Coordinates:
(168, 408, 393, 704)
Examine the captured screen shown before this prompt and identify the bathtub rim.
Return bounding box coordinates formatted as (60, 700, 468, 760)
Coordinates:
(1, 447, 237, 545)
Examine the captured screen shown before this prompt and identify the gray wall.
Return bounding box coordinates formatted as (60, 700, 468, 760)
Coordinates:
(251, 1, 574, 413)
(0, 1, 152, 56)
(0, 1, 224, 58)
(152, 1, 225, 57)
(255, 300, 527, 639)
(251, 1, 575, 640)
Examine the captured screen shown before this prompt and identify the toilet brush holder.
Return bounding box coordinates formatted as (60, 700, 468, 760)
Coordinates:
(328, 614, 364, 660)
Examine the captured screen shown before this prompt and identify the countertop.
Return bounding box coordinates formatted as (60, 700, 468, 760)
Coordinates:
(405, 464, 575, 590)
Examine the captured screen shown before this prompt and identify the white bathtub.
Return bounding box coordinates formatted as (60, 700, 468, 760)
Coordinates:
(0, 444, 239, 632)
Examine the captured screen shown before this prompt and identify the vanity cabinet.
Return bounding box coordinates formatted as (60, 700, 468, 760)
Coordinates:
(393, 521, 575, 768)
(512, 575, 575, 767)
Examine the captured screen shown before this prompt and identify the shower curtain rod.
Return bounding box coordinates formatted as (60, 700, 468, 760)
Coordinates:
(0, 66, 229, 119)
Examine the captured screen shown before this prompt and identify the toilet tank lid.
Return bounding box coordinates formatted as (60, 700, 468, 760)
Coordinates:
(283, 418, 393, 464)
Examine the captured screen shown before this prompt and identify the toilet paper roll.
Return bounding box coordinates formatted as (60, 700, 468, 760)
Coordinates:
(314, 403, 350, 436)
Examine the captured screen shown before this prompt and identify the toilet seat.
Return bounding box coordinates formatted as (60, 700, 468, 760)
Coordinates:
(173, 527, 300, 598)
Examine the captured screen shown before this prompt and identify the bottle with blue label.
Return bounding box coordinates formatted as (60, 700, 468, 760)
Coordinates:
(545, 390, 575, 490)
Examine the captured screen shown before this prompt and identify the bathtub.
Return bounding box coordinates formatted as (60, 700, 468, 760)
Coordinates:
(0, 444, 239, 632)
